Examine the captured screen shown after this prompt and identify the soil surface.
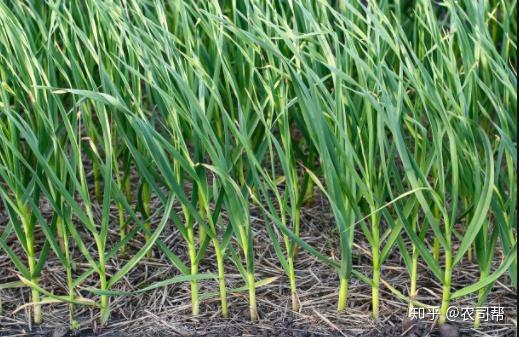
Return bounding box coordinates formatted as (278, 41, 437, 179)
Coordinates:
(1, 186, 516, 337)
(1, 318, 514, 337)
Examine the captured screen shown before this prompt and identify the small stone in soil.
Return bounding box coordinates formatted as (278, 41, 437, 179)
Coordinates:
(52, 327, 68, 337)
(439, 324, 460, 337)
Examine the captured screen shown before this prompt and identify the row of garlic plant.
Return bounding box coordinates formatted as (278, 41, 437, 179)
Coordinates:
(0, 0, 516, 329)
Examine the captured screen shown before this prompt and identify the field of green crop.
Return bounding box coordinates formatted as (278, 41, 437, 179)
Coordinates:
(0, 1, 516, 336)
